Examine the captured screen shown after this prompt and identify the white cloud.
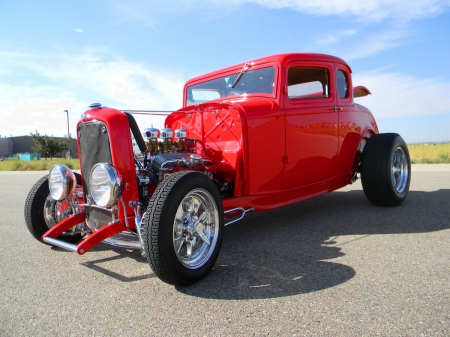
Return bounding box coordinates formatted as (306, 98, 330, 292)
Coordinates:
(0, 49, 185, 137)
(224, 0, 450, 22)
(74, 28, 83, 33)
(338, 28, 409, 60)
(315, 29, 357, 47)
(113, 0, 450, 23)
(110, 1, 450, 61)
(311, 28, 409, 60)
(212, 0, 450, 61)
(353, 69, 450, 118)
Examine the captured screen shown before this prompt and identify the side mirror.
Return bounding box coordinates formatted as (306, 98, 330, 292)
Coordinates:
(353, 86, 371, 98)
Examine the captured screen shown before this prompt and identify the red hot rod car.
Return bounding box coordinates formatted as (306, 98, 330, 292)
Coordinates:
(24, 53, 411, 285)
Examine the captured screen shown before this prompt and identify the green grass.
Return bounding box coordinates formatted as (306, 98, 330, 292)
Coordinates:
(0, 142, 448, 171)
(408, 142, 450, 164)
(0, 158, 80, 171)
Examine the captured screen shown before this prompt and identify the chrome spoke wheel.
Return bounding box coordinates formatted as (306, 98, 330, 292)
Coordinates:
(391, 146, 409, 193)
(173, 188, 219, 269)
(143, 171, 224, 285)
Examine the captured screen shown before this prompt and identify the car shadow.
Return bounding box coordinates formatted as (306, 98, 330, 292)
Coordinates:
(79, 244, 153, 282)
(176, 188, 450, 299)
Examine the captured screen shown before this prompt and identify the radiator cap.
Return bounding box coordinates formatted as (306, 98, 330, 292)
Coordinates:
(89, 103, 102, 109)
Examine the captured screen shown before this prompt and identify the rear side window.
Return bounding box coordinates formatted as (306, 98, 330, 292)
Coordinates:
(288, 67, 329, 98)
(337, 70, 348, 99)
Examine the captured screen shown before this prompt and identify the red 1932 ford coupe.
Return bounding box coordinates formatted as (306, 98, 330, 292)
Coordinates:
(24, 53, 411, 285)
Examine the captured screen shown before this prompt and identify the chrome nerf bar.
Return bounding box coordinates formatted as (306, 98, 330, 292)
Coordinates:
(42, 237, 77, 252)
(224, 207, 255, 226)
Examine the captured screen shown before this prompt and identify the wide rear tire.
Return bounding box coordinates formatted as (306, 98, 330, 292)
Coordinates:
(142, 171, 224, 286)
(361, 133, 411, 206)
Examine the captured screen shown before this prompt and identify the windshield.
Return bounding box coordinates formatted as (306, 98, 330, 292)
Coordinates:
(186, 66, 275, 106)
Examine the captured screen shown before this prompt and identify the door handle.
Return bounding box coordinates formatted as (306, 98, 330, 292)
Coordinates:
(334, 106, 342, 112)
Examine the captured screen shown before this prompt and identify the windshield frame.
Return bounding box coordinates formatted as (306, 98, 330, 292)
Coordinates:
(184, 62, 279, 107)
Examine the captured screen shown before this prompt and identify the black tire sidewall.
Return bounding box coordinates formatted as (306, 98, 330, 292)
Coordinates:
(24, 176, 51, 241)
(24, 173, 84, 243)
(388, 136, 411, 201)
(146, 172, 224, 285)
(361, 133, 411, 206)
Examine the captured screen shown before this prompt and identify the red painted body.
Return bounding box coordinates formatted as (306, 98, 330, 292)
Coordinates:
(41, 52, 378, 254)
(77, 107, 141, 217)
(42, 107, 140, 251)
(169, 53, 377, 211)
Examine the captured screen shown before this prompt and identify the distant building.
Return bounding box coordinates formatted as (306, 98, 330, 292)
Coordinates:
(1, 136, 78, 159)
(0, 138, 13, 159)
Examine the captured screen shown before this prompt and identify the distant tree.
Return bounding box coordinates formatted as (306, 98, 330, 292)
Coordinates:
(30, 131, 70, 159)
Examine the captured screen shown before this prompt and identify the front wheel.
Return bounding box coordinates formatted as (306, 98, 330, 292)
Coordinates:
(361, 133, 411, 206)
(24, 174, 84, 243)
(142, 171, 224, 286)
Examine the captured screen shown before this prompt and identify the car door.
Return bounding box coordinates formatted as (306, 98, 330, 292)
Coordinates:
(281, 61, 339, 189)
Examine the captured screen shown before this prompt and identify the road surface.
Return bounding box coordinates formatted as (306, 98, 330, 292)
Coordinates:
(1, 165, 449, 336)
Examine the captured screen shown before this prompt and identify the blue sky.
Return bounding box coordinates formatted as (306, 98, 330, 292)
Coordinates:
(1, 0, 449, 143)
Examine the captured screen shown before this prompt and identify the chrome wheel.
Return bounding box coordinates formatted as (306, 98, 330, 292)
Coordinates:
(173, 188, 219, 269)
(44, 186, 84, 227)
(143, 171, 224, 285)
(44, 196, 71, 228)
(24, 174, 85, 244)
(392, 146, 409, 193)
(361, 133, 410, 206)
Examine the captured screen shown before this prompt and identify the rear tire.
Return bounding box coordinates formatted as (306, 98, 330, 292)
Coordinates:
(361, 133, 411, 206)
(142, 171, 224, 286)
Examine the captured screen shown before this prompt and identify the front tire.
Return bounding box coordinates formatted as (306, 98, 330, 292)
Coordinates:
(361, 133, 411, 206)
(24, 175, 83, 243)
(142, 171, 224, 286)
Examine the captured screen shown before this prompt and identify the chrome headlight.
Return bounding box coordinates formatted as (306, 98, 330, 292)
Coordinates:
(48, 164, 76, 201)
(89, 163, 123, 207)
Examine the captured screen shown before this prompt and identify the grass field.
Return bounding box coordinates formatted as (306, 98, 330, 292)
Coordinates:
(408, 142, 450, 164)
(0, 142, 449, 171)
(0, 158, 80, 171)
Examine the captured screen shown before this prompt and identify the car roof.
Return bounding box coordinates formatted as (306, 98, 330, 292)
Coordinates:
(185, 53, 351, 85)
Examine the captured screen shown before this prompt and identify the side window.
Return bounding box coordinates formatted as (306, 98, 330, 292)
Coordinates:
(337, 70, 348, 99)
(288, 67, 329, 98)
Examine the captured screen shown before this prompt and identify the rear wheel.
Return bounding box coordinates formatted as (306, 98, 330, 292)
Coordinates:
(361, 133, 411, 206)
(24, 174, 84, 243)
(142, 171, 224, 286)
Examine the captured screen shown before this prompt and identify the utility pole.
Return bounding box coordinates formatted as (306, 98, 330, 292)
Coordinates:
(65, 110, 69, 138)
(65, 110, 70, 158)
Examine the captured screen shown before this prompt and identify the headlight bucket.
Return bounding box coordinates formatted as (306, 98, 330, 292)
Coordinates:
(48, 164, 77, 201)
(89, 163, 123, 207)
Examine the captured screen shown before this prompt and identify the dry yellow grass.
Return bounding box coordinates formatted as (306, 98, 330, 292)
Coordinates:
(408, 142, 450, 164)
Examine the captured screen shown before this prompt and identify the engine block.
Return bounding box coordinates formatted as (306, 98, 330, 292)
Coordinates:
(149, 153, 215, 186)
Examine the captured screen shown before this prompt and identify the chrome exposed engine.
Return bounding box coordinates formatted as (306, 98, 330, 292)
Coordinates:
(142, 127, 215, 186)
(149, 152, 214, 186)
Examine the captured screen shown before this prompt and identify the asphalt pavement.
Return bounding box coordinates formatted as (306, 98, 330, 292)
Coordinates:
(0, 165, 449, 336)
